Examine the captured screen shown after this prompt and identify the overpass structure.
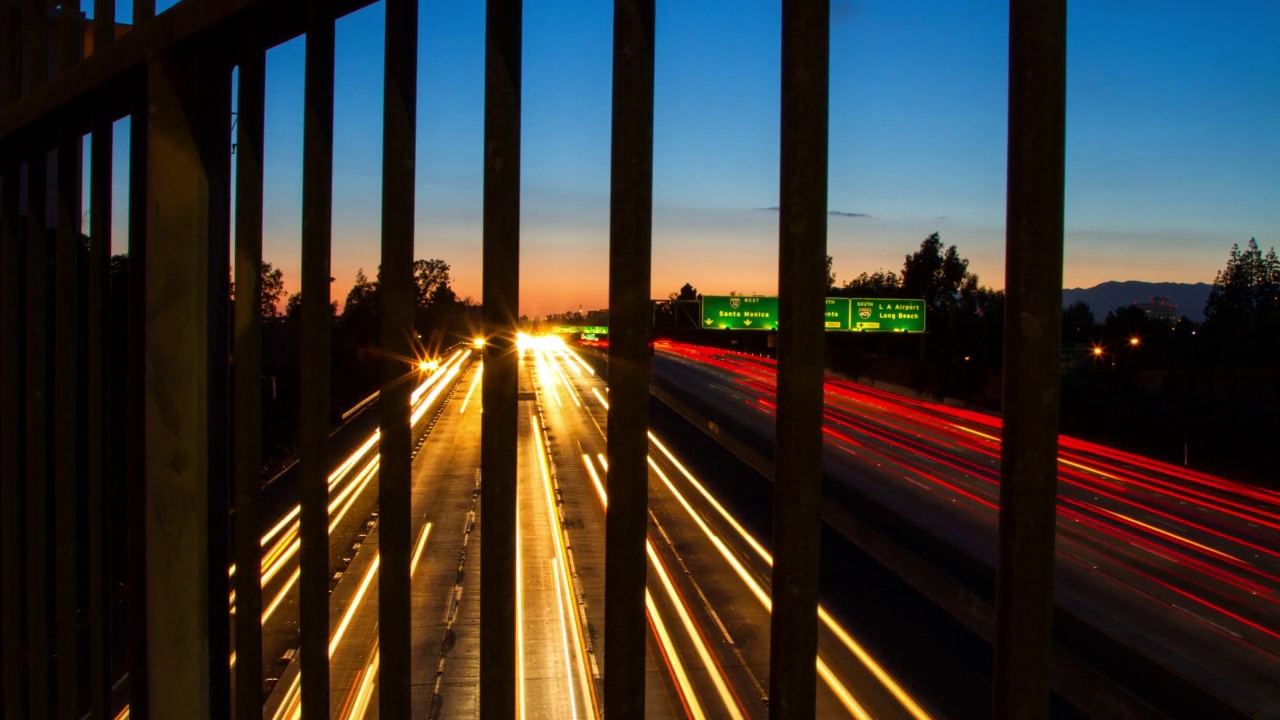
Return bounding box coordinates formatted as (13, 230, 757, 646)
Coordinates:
(1, 0, 1069, 718)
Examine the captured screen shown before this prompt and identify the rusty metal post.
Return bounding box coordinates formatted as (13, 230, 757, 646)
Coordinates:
(603, 0, 654, 716)
(769, 0, 829, 717)
(53, 126, 81, 720)
(299, 2, 336, 716)
(480, 1, 520, 717)
(87, 109, 113, 720)
(992, 0, 1067, 717)
(378, 0, 419, 714)
(25, 150, 50, 720)
(232, 41, 266, 720)
(142, 42, 231, 720)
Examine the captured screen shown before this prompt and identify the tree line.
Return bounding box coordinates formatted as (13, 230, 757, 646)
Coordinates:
(661, 232, 1278, 371)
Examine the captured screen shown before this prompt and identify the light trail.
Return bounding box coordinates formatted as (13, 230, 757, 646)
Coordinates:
(658, 342, 1280, 675)
(516, 499, 526, 720)
(645, 590, 707, 720)
(646, 540, 746, 720)
(646, 447, 933, 720)
(566, 347, 929, 718)
(529, 413, 597, 717)
(341, 521, 434, 720)
(460, 363, 483, 413)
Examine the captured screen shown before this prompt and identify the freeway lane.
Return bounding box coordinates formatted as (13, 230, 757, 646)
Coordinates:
(654, 341, 1280, 715)
(257, 349, 476, 719)
(531, 336, 934, 719)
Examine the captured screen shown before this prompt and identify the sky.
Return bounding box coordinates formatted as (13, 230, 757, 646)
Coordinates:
(100, 0, 1280, 318)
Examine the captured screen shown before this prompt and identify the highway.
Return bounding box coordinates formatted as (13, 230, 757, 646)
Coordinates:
(262, 334, 936, 719)
(526, 335, 933, 719)
(653, 340, 1280, 716)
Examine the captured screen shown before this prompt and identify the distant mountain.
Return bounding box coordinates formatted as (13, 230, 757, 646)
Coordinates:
(1062, 281, 1212, 322)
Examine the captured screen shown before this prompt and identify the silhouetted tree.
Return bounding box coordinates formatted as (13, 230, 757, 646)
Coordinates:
(260, 262, 286, 317)
(837, 270, 902, 298)
(901, 232, 970, 312)
(826, 255, 836, 291)
(1062, 300, 1097, 345)
(1202, 238, 1280, 366)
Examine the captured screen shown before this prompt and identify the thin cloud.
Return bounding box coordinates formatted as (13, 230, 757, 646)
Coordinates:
(755, 206, 872, 219)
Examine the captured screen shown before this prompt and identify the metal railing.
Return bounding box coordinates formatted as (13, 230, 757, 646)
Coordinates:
(0, 0, 1066, 718)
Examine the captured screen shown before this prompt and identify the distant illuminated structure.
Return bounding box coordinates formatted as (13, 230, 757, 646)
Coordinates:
(1134, 295, 1178, 324)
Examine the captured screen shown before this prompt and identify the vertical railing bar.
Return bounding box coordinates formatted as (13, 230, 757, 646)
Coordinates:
(232, 39, 266, 720)
(125, 94, 148, 720)
(57, 0, 81, 76)
(991, 0, 1067, 717)
(25, 0, 48, 94)
(87, 109, 113, 720)
(93, 0, 116, 55)
(299, 1, 336, 715)
(205, 59, 233, 720)
(1, 167, 23, 720)
(133, 0, 153, 23)
(377, 0, 418, 714)
(602, 0, 655, 716)
(2, 2, 21, 110)
(768, 0, 829, 717)
(1, 6, 26, 717)
(53, 9, 84, 710)
(25, 149, 50, 720)
(53, 125, 82, 720)
(479, 0, 520, 717)
(142, 45, 226, 718)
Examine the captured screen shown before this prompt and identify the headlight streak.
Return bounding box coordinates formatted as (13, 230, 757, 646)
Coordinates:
(577, 348, 927, 719)
(580, 453, 744, 720)
(516, 499, 526, 720)
(263, 351, 472, 720)
(645, 590, 706, 720)
(645, 540, 746, 720)
(646, 450, 932, 720)
(341, 522, 434, 720)
(129, 352, 477, 720)
(530, 413, 597, 718)
(544, 348, 584, 407)
(460, 363, 483, 414)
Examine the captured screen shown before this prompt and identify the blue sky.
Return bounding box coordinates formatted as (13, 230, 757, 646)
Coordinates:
(104, 0, 1280, 317)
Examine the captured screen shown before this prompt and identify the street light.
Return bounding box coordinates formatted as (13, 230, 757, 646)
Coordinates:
(1129, 337, 1140, 347)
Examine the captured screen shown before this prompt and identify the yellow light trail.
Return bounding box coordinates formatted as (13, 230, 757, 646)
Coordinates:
(530, 414, 597, 718)
(460, 363, 483, 414)
(646, 541, 745, 720)
(583, 454, 741, 719)
(1097, 506, 1240, 562)
(647, 437, 932, 720)
(343, 521, 434, 720)
(516, 499, 526, 720)
(645, 590, 707, 720)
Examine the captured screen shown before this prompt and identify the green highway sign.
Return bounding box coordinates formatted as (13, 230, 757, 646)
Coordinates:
(847, 298, 925, 332)
(551, 325, 608, 335)
(701, 295, 778, 330)
(699, 295, 925, 332)
(825, 297, 851, 330)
